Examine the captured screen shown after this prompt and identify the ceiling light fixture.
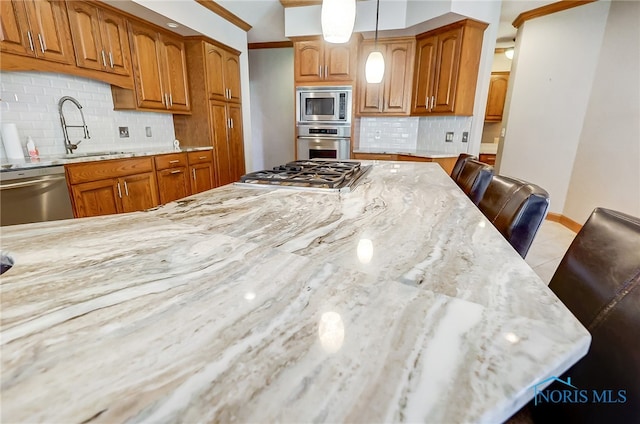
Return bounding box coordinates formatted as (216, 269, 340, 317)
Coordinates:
(321, 0, 356, 44)
(166, 22, 179, 28)
(505, 47, 514, 60)
(365, 0, 384, 83)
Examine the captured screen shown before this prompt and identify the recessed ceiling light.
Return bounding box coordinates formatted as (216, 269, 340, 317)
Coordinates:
(166, 22, 179, 28)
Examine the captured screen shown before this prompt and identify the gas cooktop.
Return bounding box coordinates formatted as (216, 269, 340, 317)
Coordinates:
(236, 160, 371, 193)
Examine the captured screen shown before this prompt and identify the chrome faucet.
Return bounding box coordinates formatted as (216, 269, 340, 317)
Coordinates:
(58, 96, 90, 154)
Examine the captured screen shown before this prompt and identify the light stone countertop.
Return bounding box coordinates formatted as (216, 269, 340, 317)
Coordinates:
(0, 162, 590, 423)
(0, 146, 213, 171)
(353, 147, 460, 158)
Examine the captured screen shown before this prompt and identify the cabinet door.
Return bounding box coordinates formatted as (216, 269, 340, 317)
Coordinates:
(224, 51, 242, 103)
(23, 0, 73, 63)
(209, 100, 232, 186)
(431, 27, 462, 113)
(383, 41, 414, 114)
(357, 42, 384, 114)
(411, 35, 437, 113)
(129, 21, 165, 109)
(161, 33, 190, 112)
(99, 8, 131, 76)
(190, 162, 214, 194)
(325, 42, 356, 81)
(119, 172, 158, 213)
(227, 103, 245, 182)
(205, 43, 227, 101)
(157, 167, 190, 204)
(294, 40, 323, 82)
(71, 178, 121, 218)
(0, 0, 33, 57)
(66, 1, 103, 71)
(485, 72, 509, 121)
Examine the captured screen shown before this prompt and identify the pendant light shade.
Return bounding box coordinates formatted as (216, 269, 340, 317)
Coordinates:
(365, 51, 385, 83)
(365, 0, 385, 84)
(505, 47, 515, 60)
(321, 0, 356, 44)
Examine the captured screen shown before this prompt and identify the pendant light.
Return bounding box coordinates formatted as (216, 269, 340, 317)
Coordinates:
(365, 0, 385, 83)
(505, 47, 515, 60)
(321, 0, 356, 44)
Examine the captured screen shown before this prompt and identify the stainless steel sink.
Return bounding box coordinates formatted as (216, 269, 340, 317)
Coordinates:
(62, 151, 128, 159)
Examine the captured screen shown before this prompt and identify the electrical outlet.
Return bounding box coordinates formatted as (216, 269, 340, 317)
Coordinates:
(445, 132, 454, 142)
(118, 127, 129, 138)
(145, 127, 152, 137)
(374, 130, 381, 140)
(462, 132, 469, 143)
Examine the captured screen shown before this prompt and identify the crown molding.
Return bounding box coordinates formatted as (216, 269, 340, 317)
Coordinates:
(195, 0, 252, 31)
(513, 0, 596, 28)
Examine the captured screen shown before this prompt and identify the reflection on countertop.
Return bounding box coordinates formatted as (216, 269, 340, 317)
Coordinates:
(353, 147, 459, 159)
(0, 146, 214, 171)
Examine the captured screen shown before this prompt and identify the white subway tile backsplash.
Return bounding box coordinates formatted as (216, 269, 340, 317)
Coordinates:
(0, 71, 175, 158)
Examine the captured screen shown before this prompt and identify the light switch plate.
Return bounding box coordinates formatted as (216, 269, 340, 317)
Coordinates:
(119, 127, 129, 138)
(462, 132, 469, 143)
(145, 127, 152, 137)
(445, 132, 454, 142)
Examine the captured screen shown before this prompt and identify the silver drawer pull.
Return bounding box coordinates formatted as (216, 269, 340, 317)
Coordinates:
(170, 170, 182, 174)
(27, 31, 34, 51)
(199, 156, 207, 160)
(108, 51, 114, 68)
(101, 50, 107, 66)
(37, 33, 45, 53)
(117, 182, 122, 198)
(169, 160, 180, 164)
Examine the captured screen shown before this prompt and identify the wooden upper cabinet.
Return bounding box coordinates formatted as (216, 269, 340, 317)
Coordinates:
(357, 38, 415, 116)
(205, 42, 242, 103)
(0, 0, 73, 64)
(127, 19, 190, 112)
(161, 33, 190, 111)
(485, 71, 509, 121)
(66, 1, 131, 76)
(411, 19, 487, 116)
(293, 37, 357, 83)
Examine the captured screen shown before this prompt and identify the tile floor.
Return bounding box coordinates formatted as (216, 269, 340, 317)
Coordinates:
(525, 220, 577, 284)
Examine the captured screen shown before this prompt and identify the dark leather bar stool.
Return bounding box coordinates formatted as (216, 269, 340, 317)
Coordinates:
(454, 159, 493, 205)
(478, 175, 549, 258)
(532, 208, 640, 423)
(450, 153, 476, 181)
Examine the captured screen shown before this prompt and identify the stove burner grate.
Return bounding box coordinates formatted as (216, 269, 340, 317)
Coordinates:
(240, 160, 363, 189)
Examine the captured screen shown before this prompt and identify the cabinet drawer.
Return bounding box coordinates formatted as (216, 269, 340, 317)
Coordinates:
(187, 150, 213, 165)
(155, 153, 188, 170)
(66, 157, 154, 184)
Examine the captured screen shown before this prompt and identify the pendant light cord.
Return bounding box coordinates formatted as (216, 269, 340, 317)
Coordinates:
(374, 0, 380, 48)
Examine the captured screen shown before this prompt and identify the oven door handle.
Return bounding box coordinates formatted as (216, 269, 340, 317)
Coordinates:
(0, 174, 66, 190)
(296, 136, 349, 140)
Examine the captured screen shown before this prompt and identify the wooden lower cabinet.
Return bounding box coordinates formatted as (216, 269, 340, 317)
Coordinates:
(156, 167, 190, 204)
(479, 153, 496, 166)
(66, 157, 158, 218)
(188, 151, 214, 194)
(352, 153, 457, 175)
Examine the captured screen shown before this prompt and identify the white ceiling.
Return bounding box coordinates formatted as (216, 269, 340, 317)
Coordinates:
(103, 0, 557, 46)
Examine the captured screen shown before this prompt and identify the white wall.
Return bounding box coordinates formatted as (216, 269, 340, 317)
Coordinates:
(498, 1, 611, 214)
(562, 0, 640, 223)
(131, 0, 254, 171)
(248, 48, 295, 170)
(0, 72, 174, 158)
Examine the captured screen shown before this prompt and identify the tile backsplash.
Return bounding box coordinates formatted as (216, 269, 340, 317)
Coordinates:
(359, 116, 473, 154)
(0, 72, 175, 158)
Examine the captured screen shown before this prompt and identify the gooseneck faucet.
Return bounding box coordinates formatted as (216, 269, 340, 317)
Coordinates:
(58, 96, 90, 154)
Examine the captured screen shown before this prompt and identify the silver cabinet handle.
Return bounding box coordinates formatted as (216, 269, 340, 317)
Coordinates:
(27, 31, 34, 51)
(425, 95, 429, 109)
(37, 33, 45, 53)
(431, 96, 435, 109)
(169, 159, 180, 164)
(230, 118, 233, 129)
(319, 65, 322, 78)
(108, 51, 114, 68)
(164, 93, 169, 109)
(192, 169, 196, 180)
(170, 169, 182, 174)
(169, 93, 173, 107)
(124, 181, 129, 196)
(227, 118, 231, 128)
(325, 65, 328, 79)
(117, 182, 122, 198)
(101, 50, 107, 66)
(198, 156, 206, 160)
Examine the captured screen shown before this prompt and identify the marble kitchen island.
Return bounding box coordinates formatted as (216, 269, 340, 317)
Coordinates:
(0, 162, 590, 423)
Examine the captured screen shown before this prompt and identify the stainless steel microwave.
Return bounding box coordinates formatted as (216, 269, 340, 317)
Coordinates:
(296, 86, 352, 124)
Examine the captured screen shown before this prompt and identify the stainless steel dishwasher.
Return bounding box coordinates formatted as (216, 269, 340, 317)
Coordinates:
(0, 166, 74, 226)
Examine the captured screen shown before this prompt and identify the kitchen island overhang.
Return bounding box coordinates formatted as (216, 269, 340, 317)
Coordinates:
(0, 161, 590, 423)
